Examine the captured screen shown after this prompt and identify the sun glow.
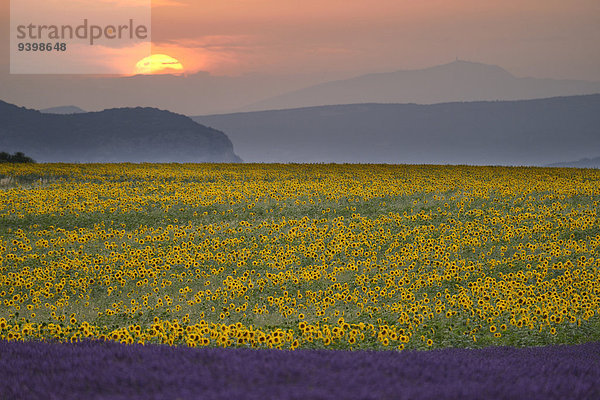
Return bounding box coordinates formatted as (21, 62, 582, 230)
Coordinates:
(135, 54, 184, 75)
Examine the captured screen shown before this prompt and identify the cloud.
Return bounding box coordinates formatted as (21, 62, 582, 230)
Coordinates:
(151, 0, 187, 7)
(156, 35, 258, 50)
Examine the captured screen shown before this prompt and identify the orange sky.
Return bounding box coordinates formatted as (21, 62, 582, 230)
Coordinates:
(2, 0, 600, 79)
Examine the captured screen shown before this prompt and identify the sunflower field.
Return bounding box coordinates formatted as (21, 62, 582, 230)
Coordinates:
(1, 163, 599, 351)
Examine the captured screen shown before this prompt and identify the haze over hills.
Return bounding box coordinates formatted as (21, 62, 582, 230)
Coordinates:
(2, 61, 600, 116)
(241, 60, 600, 111)
(193, 94, 600, 166)
(0, 72, 335, 116)
(0, 101, 241, 163)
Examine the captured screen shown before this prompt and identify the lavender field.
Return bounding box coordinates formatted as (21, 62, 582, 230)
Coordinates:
(2, 339, 599, 399)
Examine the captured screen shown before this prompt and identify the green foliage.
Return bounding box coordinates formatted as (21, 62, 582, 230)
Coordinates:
(0, 151, 35, 163)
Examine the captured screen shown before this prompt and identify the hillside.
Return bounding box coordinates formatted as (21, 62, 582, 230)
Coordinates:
(243, 60, 600, 111)
(193, 94, 600, 165)
(0, 101, 241, 163)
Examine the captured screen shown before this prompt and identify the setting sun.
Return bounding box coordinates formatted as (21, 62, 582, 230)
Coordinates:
(135, 54, 184, 75)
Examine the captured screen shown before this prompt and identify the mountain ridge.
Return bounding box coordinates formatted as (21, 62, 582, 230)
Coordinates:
(193, 94, 600, 165)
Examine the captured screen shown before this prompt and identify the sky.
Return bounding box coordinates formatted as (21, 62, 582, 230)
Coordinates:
(1, 0, 600, 80)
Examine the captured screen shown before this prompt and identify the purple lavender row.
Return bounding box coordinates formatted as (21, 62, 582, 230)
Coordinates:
(2, 340, 599, 400)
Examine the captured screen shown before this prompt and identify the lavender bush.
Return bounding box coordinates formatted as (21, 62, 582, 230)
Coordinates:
(1, 340, 599, 399)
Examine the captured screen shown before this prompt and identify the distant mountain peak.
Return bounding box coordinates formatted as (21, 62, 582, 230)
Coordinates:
(546, 156, 600, 168)
(424, 59, 515, 75)
(40, 105, 86, 114)
(240, 60, 599, 112)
